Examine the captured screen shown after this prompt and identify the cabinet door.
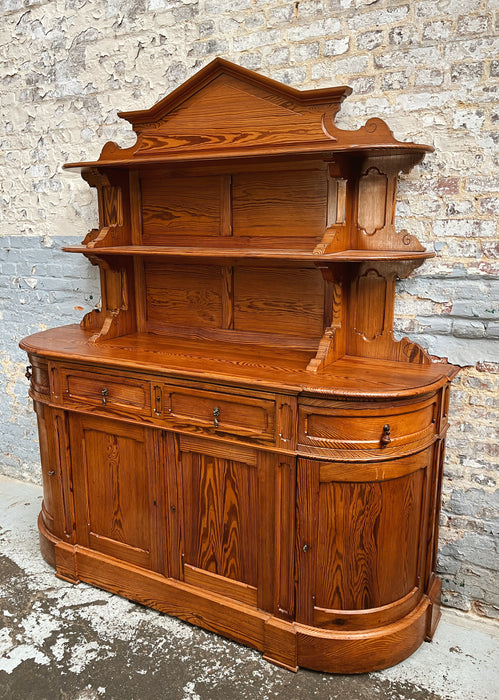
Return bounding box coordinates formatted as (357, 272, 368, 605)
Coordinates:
(296, 448, 434, 630)
(174, 435, 279, 613)
(70, 414, 162, 572)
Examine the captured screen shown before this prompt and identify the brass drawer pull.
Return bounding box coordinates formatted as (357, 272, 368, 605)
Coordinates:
(102, 387, 109, 406)
(213, 406, 220, 428)
(380, 424, 391, 446)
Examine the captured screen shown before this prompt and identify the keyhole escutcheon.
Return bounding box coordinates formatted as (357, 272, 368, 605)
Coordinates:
(213, 406, 220, 428)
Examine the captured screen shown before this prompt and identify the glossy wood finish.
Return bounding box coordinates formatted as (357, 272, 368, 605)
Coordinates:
(21, 60, 458, 674)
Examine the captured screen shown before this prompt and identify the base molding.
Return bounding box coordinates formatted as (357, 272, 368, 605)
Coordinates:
(39, 517, 441, 674)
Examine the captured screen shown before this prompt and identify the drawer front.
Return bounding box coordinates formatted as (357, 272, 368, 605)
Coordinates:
(298, 396, 438, 452)
(60, 366, 151, 418)
(159, 384, 276, 443)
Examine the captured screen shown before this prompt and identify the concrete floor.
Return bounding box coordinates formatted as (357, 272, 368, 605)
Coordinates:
(0, 475, 498, 700)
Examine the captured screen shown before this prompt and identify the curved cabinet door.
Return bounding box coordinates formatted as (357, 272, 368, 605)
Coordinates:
(296, 447, 435, 631)
(69, 414, 162, 572)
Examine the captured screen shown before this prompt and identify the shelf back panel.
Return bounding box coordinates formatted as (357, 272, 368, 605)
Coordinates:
(141, 175, 225, 241)
(144, 261, 326, 344)
(233, 266, 325, 338)
(232, 170, 327, 239)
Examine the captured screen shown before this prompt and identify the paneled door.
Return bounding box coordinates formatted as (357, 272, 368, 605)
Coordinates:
(69, 414, 162, 572)
(295, 448, 435, 631)
(172, 434, 279, 613)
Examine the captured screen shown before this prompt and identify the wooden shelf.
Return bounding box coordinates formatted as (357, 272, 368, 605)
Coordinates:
(63, 244, 434, 262)
(63, 142, 433, 171)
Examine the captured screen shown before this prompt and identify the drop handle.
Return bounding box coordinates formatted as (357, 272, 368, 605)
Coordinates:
(213, 406, 220, 429)
(102, 387, 109, 406)
(380, 424, 391, 447)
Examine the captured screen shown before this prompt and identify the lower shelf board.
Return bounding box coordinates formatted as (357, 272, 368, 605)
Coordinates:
(39, 515, 440, 675)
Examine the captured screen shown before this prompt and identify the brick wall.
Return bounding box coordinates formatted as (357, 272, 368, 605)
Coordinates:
(1, 0, 497, 618)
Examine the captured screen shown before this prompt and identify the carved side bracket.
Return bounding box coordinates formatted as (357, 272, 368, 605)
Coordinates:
(80, 256, 135, 343)
(307, 260, 434, 371)
(307, 265, 346, 372)
(81, 168, 125, 249)
(347, 261, 432, 364)
(353, 157, 425, 252)
(306, 326, 339, 372)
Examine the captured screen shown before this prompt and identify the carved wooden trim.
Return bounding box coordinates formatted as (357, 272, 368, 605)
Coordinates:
(80, 257, 135, 343)
(307, 265, 346, 372)
(81, 168, 125, 249)
(353, 268, 388, 341)
(357, 168, 388, 237)
(345, 261, 433, 364)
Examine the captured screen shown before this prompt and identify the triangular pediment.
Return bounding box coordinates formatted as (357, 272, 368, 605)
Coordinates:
(118, 58, 351, 133)
(116, 59, 353, 159)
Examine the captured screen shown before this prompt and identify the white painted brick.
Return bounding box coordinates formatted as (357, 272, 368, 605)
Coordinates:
(324, 37, 350, 56)
(356, 29, 383, 51)
(414, 68, 444, 87)
(466, 176, 499, 193)
(347, 5, 409, 30)
(312, 55, 369, 80)
(294, 42, 319, 61)
(442, 37, 499, 62)
(457, 14, 491, 35)
(287, 18, 341, 41)
(422, 20, 452, 41)
(453, 109, 486, 132)
(233, 29, 280, 51)
(435, 219, 497, 239)
(388, 24, 419, 46)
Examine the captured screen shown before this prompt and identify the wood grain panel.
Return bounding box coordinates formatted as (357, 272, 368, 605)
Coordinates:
(232, 170, 327, 239)
(141, 175, 223, 241)
(184, 563, 257, 606)
(234, 266, 325, 338)
(315, 468, 425, 612)
(34, 402, 62, 536)
(74, 544, 269, 650)
(275, 460, 296, 619)
(70, 415, 157, 570)
(145, 262, 225, 329)
(295, 459, 320, 625)
(357, 168, 388, 236)
(133, 77, 331, 158)
(180, 448, 259, 589)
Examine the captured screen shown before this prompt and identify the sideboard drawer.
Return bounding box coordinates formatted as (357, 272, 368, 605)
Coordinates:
(157, 383, 276, 443)
(298, 396, 438, 453)
(59, 366, 151, 418)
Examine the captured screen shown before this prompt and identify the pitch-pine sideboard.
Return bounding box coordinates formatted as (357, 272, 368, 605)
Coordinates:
(21, 59, 459, 673)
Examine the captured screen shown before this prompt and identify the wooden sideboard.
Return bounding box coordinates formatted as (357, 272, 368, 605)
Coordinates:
(20, 59, 458, 673)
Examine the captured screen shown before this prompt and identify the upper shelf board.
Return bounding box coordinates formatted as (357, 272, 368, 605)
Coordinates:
(64, 58, 433, 170)
(62, 245, 435, 262)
